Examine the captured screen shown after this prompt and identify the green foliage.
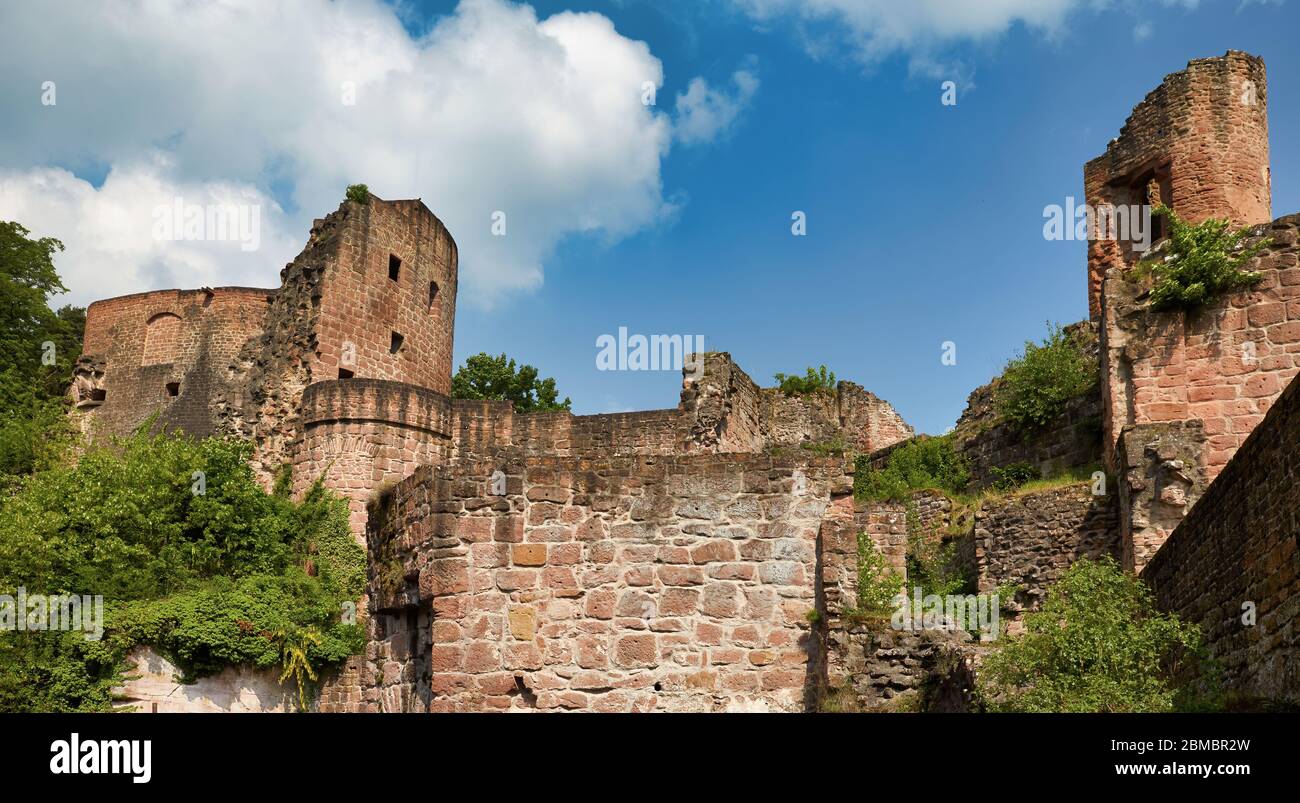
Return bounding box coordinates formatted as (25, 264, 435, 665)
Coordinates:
(904, 503, 971, 599)
(1141, 205, 1267, 312)
(800, 436, 847, 457)
(854, 435, 969, 502)
(345, 184, 370, 205)
(773, 365, 836, 396)
(989, 462, 1038, 492)
(0, 221, 84, 493)
(0, 429, 364, 712)
(995, 322, 1097, 433)
(979, 557, 1207, 712)
(846, 531, 903, 619)
(452, 352, 571, 413)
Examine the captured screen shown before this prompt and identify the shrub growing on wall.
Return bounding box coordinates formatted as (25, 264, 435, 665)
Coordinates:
(1140, 205, 1268, 312)
(996, 323, 1097, 433)
(774, 365, 836, 396)
(979, 557, 1207, 712)
(854, 434, 969, 502)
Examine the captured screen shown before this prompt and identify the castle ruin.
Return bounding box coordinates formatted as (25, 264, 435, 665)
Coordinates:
(79, 51, 1300, 712)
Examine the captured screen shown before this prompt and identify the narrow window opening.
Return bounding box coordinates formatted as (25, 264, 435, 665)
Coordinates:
(165, 382, 180, 397)
(388, 254, 401, 281)
(428, 281, 439, 311)
(338, 367, 354, 379)
(89, 389, 106, 403)
(390, 332, 404, 354)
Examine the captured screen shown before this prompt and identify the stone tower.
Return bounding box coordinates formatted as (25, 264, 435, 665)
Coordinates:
(72, 192, 461, 537)
(1084, 51, 1271, 319)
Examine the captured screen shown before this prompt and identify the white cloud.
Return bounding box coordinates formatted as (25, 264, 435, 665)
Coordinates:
(731, 0, 1200, 75)
(0, 0, 739, 308)
(0, 161, 301, 305)
(1133, 20, 1155, 40)
(673, 62, 760, 146)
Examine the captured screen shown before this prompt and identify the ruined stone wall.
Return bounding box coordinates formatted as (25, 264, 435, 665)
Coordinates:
(950, 321, 1102, 490)
(74, 287, 272, 438)
(1141, 372, 1300, 705)
(1085, 51, 1270, 318)
(956, 393, 1103, 490)
(681, 352, 913, 455)
(1101, 216, 1300, 567)
(294, 379, 452, 536)
(364, 453, 850, 712)
(448, 354, 912, 466)
(449, 402, 687, 462)
(973, 484, 1120, 611)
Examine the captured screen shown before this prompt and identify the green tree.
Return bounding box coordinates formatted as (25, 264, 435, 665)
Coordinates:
(979, 557, 1206, 712)
(451, 352, 571, 412)
(0, 222, 83, 488)
(0, 429, 365, 711)
(996, 322, 1097, 432)
(1142, 205, 1268, 312)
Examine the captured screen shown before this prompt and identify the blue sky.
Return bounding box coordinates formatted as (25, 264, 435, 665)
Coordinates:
(1, 0, 1296, 434)
(442, 0, 1300, 433)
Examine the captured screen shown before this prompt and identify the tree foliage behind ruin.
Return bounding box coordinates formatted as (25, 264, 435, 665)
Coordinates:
(452, 352, 572, 413)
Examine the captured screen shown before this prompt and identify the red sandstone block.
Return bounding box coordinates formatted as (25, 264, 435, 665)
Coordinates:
(584, 589, 616, 619)
(710, 647, 745, 665)
(730, 625, 761, 647)
(543, 566, 578, 590)
(722, 671, 760, 692)
(657, 545, 690, 564)
(503, 643, 544, 671)
(624, 565, 654, 586)
(1243, 373, 1280, 397)
(549, 543, 582, 565)
(463, 641, 502, 674)
(696, 622, 724, 646)
(1269, 321, 1300, 344)
(657, 565, 705, 586)
(690, 540, 737, 564)
(495, 569, 538, 591)
(586, 541, 615, 564)
(1143, 402, 1189, 421)
(575, 517, 608, 541)
(430, 645, 463, 673)
(614, 634, 657, 668)
(660, 588, 700, 616)
(708, 563, 756, 581)
(760, 669, 805, 690)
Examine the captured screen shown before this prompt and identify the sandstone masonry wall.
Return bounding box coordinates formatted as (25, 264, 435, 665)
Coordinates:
(75, 287, 272, 438)
(294, 379, 453, 536)
(1101, 216, 1300, 568)
(1141, 372, 1300, 705)
(362, 453, 851, 712)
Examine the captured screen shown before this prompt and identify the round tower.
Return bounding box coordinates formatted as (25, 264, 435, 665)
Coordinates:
(1084, 51, 1270, 319)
